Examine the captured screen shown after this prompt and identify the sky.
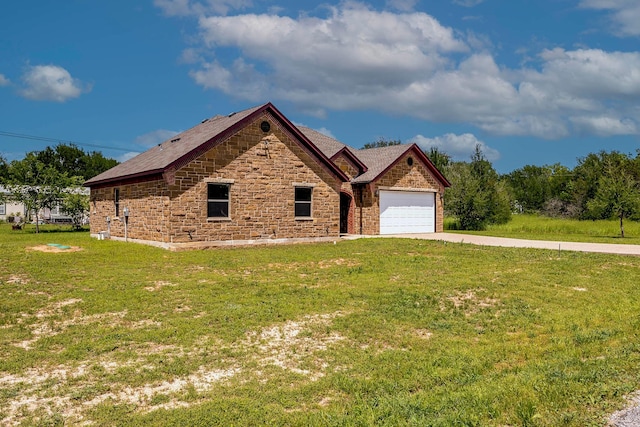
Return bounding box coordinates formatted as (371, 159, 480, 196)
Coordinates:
(1, 0, 639, 174)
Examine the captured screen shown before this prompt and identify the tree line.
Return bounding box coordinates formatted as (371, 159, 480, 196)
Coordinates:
(435, 147, 640, 237)
(367, 138, 640, 237)
(0, 144, 118, 232)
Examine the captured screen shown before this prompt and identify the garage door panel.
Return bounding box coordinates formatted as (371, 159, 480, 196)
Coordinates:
(380, 191, 435, 234)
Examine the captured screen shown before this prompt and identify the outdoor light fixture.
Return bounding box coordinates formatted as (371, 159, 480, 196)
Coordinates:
(123, 207, 129, 241)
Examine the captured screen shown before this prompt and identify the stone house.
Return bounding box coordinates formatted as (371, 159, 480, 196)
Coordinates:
(84, 103, 450, 249)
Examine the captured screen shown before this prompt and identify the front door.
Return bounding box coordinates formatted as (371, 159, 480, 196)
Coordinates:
(340, 193, 351, 234)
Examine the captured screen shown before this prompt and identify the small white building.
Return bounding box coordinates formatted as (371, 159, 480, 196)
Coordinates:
(0, 186, 89, 224)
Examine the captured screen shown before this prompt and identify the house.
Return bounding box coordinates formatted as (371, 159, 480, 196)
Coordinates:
(84, 103, 450, 248)
(0, 186, 88, 224)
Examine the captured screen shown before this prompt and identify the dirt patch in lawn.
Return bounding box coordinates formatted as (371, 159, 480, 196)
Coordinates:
(1, 310, 350, 426)
(27, 245, 83, 253)
(441, 289, 500, 316)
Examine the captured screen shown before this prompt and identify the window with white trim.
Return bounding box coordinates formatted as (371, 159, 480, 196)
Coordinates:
(294, 187, 312, 218)
(0, 203, 5, 215)
(207, 183, 230, 218)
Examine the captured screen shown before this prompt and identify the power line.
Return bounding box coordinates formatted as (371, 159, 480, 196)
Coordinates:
(0, 130, 140, 154)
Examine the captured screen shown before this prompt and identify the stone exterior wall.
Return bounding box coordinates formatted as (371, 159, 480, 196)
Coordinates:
(91, 112, 342, 243)
(90, 179, 169, 241)
(355, 150, 446, 234)
(333, 155, 359, 180)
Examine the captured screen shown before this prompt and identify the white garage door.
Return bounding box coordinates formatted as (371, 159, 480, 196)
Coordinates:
(379, 190, 435, 234)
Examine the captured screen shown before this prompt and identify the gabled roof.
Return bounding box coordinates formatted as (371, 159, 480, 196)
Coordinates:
(298, 126, 367, 174)
(85, 103, 348, 187)
(351, 144, 451, 187)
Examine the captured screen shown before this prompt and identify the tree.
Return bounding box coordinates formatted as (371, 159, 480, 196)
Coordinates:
(445, 161, 489, 230)
(585, 159, 640, 237)
(4, 154, 78, 233)
(425, 147, 451, 174)
(362, 138, 402, 149)
(0, 155, 8, 181)
(33, 143, 118, 180)
(571, 151, 629, 219)
(504, 165, 551, 212)
(61, 192, 89, 230)
(445, 146, 511, 230)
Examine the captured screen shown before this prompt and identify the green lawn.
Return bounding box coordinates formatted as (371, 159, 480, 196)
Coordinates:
(2, 225, 640, 426)
(446, 214, 640, 244)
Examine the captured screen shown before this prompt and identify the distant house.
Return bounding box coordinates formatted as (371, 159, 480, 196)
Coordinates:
(84, 103, 449, 248)
(0, 188, 24, 222)
(0, 186, 89, 224)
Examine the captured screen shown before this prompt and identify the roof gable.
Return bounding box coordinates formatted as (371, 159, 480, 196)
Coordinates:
(85, 103, 348, 186)
(298, 127, 367, 175)
(351, 144, 450, 187)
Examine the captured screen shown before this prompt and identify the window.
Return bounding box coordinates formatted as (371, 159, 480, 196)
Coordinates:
(0, 203, 5, 215)
(114, 188, 120, 217)
(207, 184, 230, 218)
(294, 187, 312, 218)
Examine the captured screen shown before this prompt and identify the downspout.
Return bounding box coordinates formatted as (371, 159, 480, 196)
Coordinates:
(359, 185, 363, 235)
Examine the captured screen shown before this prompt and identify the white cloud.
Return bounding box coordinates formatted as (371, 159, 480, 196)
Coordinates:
(386, 0, 418, 12)
(154, 0, 252, 16)
(579, 0, 640, 37)
(453, 0, 484, 7)
(135, 129, 181, 147)
(315, 127, 337, 139)
(570, 115, 638, 136)
(410, 133, 500, 161)
(164, 2, 640, 140)
(20, 65, 90, 102)
(119, 152, 141, 163)
(192, 2, 467, 113)
(0, 74, 9, 86)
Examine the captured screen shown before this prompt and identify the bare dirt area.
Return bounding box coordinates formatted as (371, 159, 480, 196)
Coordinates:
(27, 245, 83, 253)
(0, 308, 350, 426)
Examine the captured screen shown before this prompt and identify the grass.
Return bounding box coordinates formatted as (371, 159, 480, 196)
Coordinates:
(2, 225, 640, 425)
(445, 214, 640, 244)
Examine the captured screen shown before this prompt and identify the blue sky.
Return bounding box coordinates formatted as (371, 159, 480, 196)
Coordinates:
(1, 0, 639, 173)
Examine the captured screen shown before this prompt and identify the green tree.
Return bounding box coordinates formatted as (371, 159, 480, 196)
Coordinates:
(33, 143, 118, 180)
(445, 161, 489, 230)
(585, 159, 640, 237)
(571, 151, 630, 218)
(445, 146, 511, 230)
(505, 165, 551, 212)
(0, 155, 8, 181)
(4, 154, 79, 233)
(61, 192, 89, 230)
(362, 138, 402, 149)
(425, 147, 451, 174)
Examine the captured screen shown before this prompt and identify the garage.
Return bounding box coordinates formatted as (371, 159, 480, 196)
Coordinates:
(379, 190, 435, 234)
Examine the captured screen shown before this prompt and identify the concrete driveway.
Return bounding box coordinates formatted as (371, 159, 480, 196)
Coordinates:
(370, 232, 640, 256)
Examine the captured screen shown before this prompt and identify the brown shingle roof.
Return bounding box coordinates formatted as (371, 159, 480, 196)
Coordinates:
(85, 103, 348, 186)
(351, 144, 450, 186)
(85, 105, 264, 186)
(350, 145, 415, 184)
(297, 126, 347, 158)
(298, 126, 367, 175)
